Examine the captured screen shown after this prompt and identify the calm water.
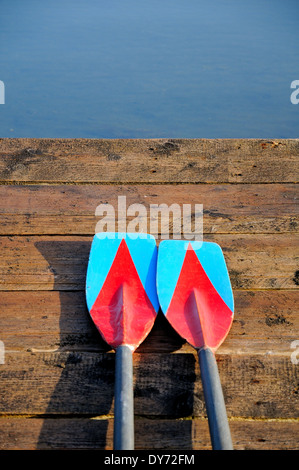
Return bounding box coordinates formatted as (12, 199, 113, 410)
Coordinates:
(0, 0, 298, 138)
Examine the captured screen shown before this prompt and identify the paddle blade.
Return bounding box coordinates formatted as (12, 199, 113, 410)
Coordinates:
(157, 241, 234, 351)
(86, 233, 159, 351)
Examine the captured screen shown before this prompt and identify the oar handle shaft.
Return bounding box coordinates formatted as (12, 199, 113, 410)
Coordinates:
(198, 347, 233, 450)
(114, 345, 134, 450)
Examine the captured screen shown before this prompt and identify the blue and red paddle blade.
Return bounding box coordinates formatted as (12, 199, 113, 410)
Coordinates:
(86, 233, 159, 352)
(157, 241, 234, 352)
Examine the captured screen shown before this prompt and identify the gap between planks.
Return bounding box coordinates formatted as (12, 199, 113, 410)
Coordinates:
(0, 414, 297, 423)
(0, 181, 298, 186)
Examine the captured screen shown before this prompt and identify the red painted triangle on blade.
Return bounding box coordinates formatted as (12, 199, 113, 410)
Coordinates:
(166, 244, 233, 351)
(90, 238, 157, 351)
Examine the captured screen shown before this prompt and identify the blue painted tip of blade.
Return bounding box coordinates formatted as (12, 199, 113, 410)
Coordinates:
(157, 240, 234, 315)
(94, 232, 156, 241)
(86, 232, 159, 313)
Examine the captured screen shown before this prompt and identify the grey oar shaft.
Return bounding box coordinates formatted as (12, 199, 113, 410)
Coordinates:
(198, 347, 233, 450)
(114, 345, 134, 450)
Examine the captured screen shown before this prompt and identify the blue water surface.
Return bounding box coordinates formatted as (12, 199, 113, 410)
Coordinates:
(0, 0, 298, 138)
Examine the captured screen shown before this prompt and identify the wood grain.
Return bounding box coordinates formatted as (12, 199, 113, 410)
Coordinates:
(0, 417, 297, 450)
(0, 138, 298, 451)
(0, 234, 297, 291)
(0, 352, 298, 419)
(0, 183, 297, 235)
(0, 138, 298, 183)
(0, 290, 298, 355)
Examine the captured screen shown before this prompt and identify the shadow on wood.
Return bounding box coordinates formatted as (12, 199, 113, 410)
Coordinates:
(35, 240, 113, 449)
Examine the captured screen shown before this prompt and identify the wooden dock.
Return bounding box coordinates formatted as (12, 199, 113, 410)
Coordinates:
(0, 138, 298, 450)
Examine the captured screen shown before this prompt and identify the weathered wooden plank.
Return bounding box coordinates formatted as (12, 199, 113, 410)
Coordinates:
(0, 416, 298, 450)
(0, 137, 297, 452)
(0, 184, 298, 235)
(0, 234, 297, 291)
(0, 352, 297, 419)
(0, 291, 298, 355)
(0, 138, 298, 183)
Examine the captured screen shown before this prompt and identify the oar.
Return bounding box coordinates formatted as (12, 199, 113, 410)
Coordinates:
(86, 232, 159, 450)
(157, 240, 234, 450)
